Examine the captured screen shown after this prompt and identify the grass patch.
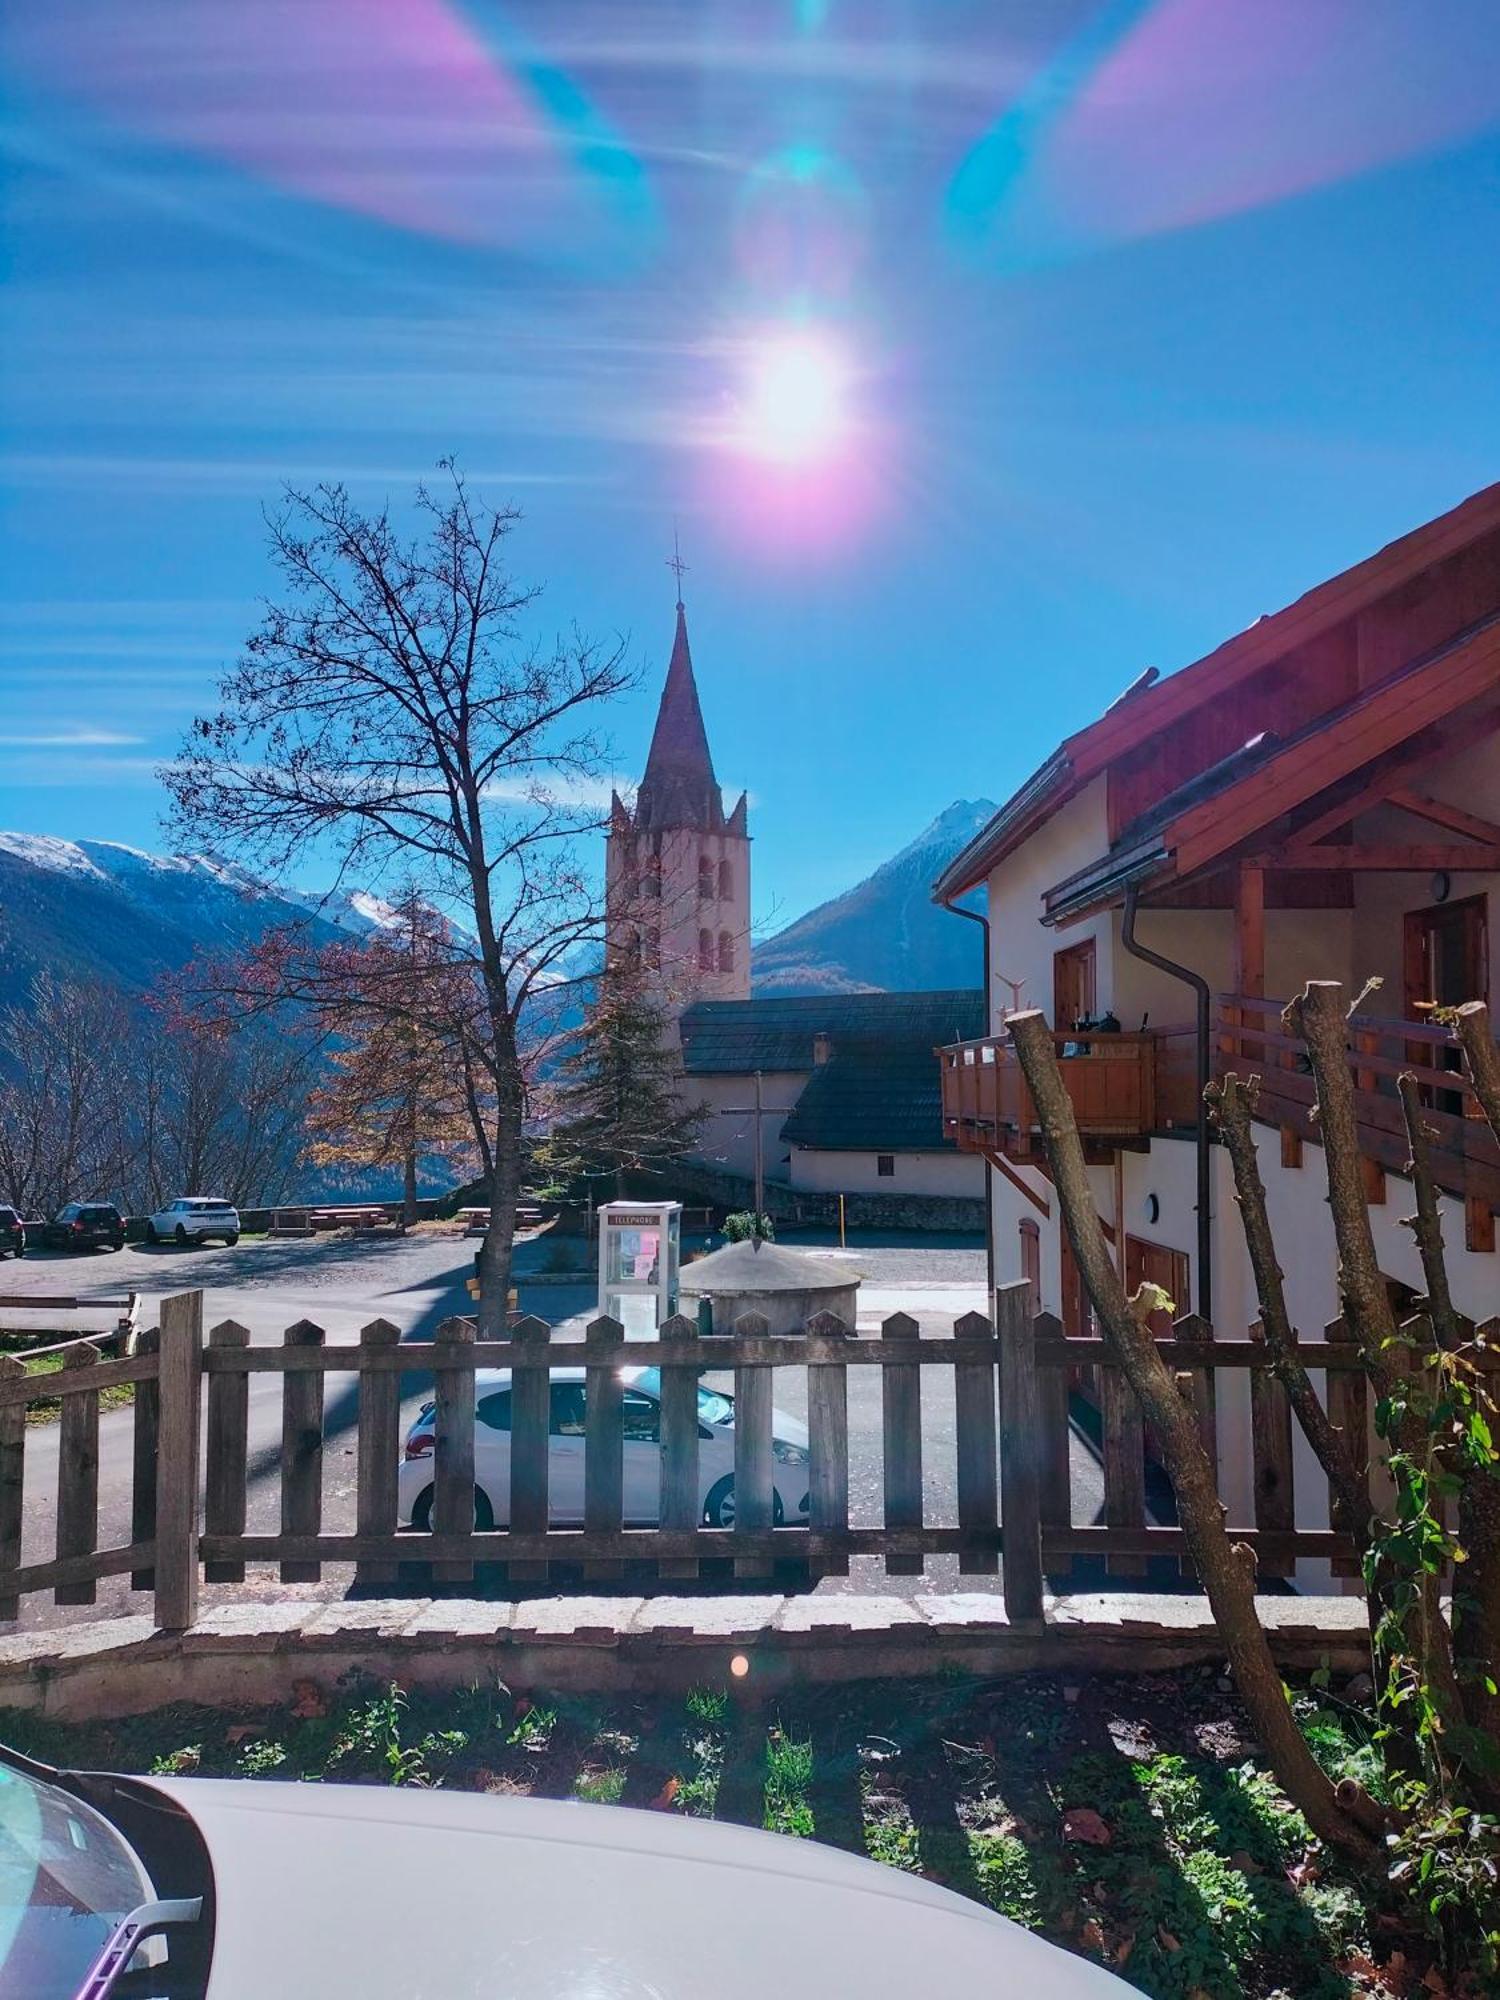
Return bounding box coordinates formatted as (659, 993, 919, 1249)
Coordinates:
(17, 1349, 135, 1427)
(1, 1668, 1424, 1996)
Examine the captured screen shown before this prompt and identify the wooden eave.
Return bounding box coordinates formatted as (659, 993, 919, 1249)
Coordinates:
(1040, 612, 1500, 924)
(939, 479, 1500, 902)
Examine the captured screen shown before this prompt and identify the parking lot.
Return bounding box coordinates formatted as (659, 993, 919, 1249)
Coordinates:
(1, 1224, 1128, 1629)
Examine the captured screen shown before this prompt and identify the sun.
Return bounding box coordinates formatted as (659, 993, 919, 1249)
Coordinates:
(738, 331, 851, 465)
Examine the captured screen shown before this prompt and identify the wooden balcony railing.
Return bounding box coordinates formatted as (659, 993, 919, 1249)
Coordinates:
(1215, 994, 1500, 1216)
(939, 1030, 1159, 1158)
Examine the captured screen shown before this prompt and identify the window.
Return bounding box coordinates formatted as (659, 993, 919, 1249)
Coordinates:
(718, 930, 734, 974)
(549, 1383, 587, 1436)
(876, 1154, 895, 1178)
(621, 1391, 660, 1442)
(477, 1390, 512, 1431)
(699, 927, 715, 971)
(698, 855, 715, 901)
(645, 853, 662, 899)
(718, 857, 733, 900)
(644, 926, 661, 970)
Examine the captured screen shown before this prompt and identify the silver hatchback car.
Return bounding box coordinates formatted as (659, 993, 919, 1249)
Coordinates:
(397, 1365, 812, 1530)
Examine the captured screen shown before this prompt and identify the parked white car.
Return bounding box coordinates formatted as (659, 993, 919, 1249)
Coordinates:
(398, 1365, 812, 1530)
(3, 1749, 1132, 1997)
(145, 1197, 241, 1247)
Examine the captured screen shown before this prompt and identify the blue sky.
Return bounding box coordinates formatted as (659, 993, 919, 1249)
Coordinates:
(4, 1, 1500, 932)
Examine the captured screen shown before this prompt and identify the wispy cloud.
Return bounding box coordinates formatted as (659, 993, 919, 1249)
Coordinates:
(3, 728, 145, 747)
(0, 453, 603, 495)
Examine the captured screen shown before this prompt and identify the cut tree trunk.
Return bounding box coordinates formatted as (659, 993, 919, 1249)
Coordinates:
(1007, 1009, 1381, 1870)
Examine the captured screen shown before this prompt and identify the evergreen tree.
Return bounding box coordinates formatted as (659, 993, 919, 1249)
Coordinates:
(544, 972, 706, 1193)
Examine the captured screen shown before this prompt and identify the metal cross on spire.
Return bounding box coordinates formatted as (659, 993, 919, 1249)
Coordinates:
(666, 525, 689, 607)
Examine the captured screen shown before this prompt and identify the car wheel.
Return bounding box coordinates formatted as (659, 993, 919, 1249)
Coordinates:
(704, 1476, 786, 1530)
(174, 1224, 188, 1246)
(410, 1483, 496, 1533)
(224, 1233, 239, 1247)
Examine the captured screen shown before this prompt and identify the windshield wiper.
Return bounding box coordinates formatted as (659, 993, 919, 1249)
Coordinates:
(75, 1897, 203, 2000)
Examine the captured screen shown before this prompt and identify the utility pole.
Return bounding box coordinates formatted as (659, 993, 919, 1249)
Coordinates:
(723, 1068, 779, 1244)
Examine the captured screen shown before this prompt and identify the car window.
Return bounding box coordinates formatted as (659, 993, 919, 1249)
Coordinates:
(549, 1383, 587, 1437)
(476, 1390, 511, 1432)
(59, 1205, 79, 1220)
(621, 1391, 659, 1443)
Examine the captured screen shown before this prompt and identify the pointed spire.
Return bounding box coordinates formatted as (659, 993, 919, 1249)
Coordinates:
(633, 602, 726, 833)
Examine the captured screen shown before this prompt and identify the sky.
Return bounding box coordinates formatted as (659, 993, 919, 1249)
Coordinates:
(3, 0, 1500, 934)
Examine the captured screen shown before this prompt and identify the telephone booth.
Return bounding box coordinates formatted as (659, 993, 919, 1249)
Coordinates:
(597, 1201, 681, 1339)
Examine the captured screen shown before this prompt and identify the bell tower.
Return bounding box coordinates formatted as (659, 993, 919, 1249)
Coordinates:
(606, 582, 751, 1025)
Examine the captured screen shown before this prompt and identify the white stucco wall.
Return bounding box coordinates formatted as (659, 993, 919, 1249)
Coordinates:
(985, 780, 1114, 1025)
(789, 1146, 984, 1197)
(689, 1071, 807, 1183)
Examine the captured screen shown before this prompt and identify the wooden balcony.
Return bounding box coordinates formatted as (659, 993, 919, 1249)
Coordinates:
(939, 1030, 1159, 1160)
(939, 1001, 1499, 1235)
(1217, 994, 1500, 1226)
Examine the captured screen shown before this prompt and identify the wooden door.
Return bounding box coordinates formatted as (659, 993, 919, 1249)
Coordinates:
(1053, 939, 1097, 1031)
(1124, 1236, 1191, 1336)
(1404, 893, 1488, 1111)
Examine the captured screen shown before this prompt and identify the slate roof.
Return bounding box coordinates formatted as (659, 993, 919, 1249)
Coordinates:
(680, 989, 985, 1154)
(679, 990, 983, 1075)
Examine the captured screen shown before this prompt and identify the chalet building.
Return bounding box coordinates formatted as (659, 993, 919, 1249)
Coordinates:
(933, 482, 1500, 1562)
(680, 991, 985, 1198)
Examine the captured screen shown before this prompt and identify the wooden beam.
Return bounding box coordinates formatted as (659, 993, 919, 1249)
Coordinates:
(1386, 789, 1500, 848)
(1168, 628, 1500, 877)
(1234, 863, 1265, 998)
(1281, 722, 1478, 847)
(982, 1147, 1050, 1217)
(1255, 843, 1500, 873)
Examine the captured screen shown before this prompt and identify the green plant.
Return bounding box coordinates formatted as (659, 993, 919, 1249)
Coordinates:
(722, 1210, 773, 1244)
(574, 1766, 626, 1805)
(507, 1703, 557, 1753)
(763, 1728, 813, 1837)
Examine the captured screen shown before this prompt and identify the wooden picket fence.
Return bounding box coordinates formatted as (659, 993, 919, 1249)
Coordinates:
(1, 1285, 1474, 1631)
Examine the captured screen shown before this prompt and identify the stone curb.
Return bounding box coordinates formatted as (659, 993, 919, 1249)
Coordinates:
(0, 1592, 1372, 1722)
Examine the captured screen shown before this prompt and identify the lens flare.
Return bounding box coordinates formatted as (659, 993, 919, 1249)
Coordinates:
(739, 333, 851, 465)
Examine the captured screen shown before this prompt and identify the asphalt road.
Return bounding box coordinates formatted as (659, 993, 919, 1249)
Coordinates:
(2, 1226, 1135, 1630)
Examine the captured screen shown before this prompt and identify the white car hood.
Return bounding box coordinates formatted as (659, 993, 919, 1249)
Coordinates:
(148, 1779, 1128, 1998)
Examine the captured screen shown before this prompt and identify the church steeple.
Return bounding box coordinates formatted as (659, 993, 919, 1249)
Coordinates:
(633, 602, 725, 834)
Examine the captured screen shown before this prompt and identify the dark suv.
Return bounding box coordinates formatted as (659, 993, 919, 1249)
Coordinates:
(35, 1202, 126, 1253)
(0, 1207, 24, 1258)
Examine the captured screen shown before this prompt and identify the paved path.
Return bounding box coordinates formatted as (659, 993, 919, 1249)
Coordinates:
(2, 1228, 1139, 1630)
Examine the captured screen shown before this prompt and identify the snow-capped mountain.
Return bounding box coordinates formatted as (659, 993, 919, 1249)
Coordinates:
(0, 833, 389, 1011)
(751, 798, 997, 996)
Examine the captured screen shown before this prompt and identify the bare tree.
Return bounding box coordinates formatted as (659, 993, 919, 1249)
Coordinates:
(162, 468, 633, 1329)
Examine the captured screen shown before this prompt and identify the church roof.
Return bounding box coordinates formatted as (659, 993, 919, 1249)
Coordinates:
(633, 604, 725, 833)
(679, 990, 984, 1075)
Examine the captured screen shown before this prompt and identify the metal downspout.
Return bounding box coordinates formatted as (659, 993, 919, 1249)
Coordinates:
(938, 896, 995, 1303)
(1121, 885, 1213, 1323)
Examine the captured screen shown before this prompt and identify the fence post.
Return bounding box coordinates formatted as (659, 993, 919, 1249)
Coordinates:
(806, 1309, 851, 1579)
(880, 1311, 924, 1577)
(0, 1355, 24, 1622)
(129, 1326, 159, 1591)
(659, 1313, 702, 1581)
(154, 1290, 203, 1631)
(1249, 1318, 1296, 1578)
(507, 1315, 551, 1583)
(731, 1310, 774, 1580)
(433, 1317, 477, 1585)
(280, 1319, 325, 1583)
(584, 1316, 625, 1582)
(355, 1318, 402, 1588)
(203, 1321, 249, 1583)
(996, 1282, 1043, 1618)
(55, 1342, 102, 1607)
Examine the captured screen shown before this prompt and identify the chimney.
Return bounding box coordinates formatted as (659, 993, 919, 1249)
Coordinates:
(812, 1031, 832, 1067)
